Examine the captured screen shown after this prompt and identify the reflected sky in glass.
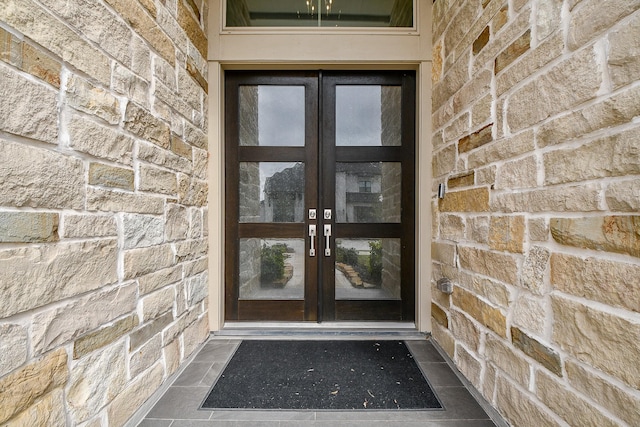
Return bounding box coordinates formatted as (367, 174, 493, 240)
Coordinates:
(336, 86, 381, 146)
(258, 86, 305, 147)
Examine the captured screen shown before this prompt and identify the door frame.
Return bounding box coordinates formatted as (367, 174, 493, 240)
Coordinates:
(206, 0, 433, 332)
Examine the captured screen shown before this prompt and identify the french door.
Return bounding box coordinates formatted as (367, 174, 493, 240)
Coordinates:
(225, 71, 415, 322)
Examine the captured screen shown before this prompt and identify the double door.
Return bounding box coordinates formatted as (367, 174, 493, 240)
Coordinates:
(225, 71, 415, 322)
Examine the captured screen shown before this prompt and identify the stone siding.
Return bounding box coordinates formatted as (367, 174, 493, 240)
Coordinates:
(0, 0, 209, 425)
(432, 0, 640, 426)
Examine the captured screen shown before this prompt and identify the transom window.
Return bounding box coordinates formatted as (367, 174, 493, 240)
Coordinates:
(226, 0, 413, 28)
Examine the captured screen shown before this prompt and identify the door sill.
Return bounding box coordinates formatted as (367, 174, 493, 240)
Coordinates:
(213, 321, 426, 340)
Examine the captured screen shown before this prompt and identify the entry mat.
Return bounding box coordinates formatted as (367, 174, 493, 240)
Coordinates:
(201, 340, 443, 410)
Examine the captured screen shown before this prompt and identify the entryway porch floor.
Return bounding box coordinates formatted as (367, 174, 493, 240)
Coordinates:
(137, 328, 501, 426)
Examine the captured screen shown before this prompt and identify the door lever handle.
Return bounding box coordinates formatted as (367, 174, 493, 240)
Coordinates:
(309, 224, 317, 257)
(324, 224, 331, 257)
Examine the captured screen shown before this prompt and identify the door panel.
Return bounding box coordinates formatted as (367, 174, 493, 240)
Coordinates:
(225, 71, 414, 322)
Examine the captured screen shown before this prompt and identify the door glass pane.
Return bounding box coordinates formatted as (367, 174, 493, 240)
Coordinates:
(239, 238, 305, 300)
(226, 0, 413, 28)
(336, 85, 401, 146)
(335, 162, 400, 223)
(239, 85, 305, 147)
(335, 238, 401, 300)
(239, 162, 305, 222)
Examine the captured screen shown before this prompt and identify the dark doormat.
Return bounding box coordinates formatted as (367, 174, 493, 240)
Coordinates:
(201, 340, 443, 410)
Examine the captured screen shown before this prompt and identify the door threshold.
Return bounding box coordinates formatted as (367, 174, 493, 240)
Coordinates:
(213, 321, 426, 340)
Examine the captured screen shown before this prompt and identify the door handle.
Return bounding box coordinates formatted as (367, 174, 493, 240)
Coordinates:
(309, 224, 317, 257)
(324, 224, 331, 257)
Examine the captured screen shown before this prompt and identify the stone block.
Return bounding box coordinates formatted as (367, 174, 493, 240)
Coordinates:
(123, 213, 165, 250)
(67, 343, 127, 424)
(544, 127, 640, 185)
(495, 376, 561, 427)
(0, 26, 21, 66)
(165, 203, 189, 242)
(519, 246, 550, 295)
(0, 212, 58, 243)
(62, 214, 117, 238)
(139, 164, 178, 195)
(495, 30, 530, 74)
(155, 80, 194, 122)
(0, 348, 67, 424)
(163, 307, 198, 344)
(453, 70, 492, 116)
(21, 42, 61, 88)
(444, 112, 470, 143)
(138, 141, 192, 174)
(455, 343, 482, 387)
(431, 321, 455, 359)
(443, 0, 480, 57)
(184, 257, 207, 278)
(492, 183, 601, 213)
(471, 276, 512, 309)
(129, 334, 162, 378)
(606, 179, 640, 212)
(103, 0, 175, 65)
(183, 314, 209, 358)
(31, 283, 137, 355)
(1, 140, 84, 209)
(452, 286, 507, 337)
(89, 163, 134, 190)
(187, 272, 208, 306)
(609, 9, 640, 89)
(139, 267, 183, 297)
(5, 388, 66, 427)
(130, 311, 174, 351)
(131, 36, 152, 82)
(535, 0, 562, 41)
(187, 56, 208, 93)
(433, 144, 456, 178)
(507, 47, 601, 132)
(112, 63, 149, 108)
(552, 295, 640, 388)
(154, 56, 177, 91)
(485, 334, 530, 388)
(495, 155, 537, 189)
(468, 130, 535, 168)
(73, 314, 139, 359)
(458, 245, 518, 285)
(431, 302, 449, 328)
(439, 188, 490, 212)
(433, 51, 470, 111)
(432, 241, 457, 266)
(164, 339, 181, 377)
(545, 84, 640, 147)
(0, 66, 58, 143)
(529, 218, 549, 241)
(488, 215, 525, 253)
(124, 102, 170, 148)
(178, 66, 203, 111)
(511, 327, 562, 376)
(67, 113, 134, 165)
(568, 0, 640, 50)
(87, 187, 164, 215)
(0, 324, 28, 377)
(193, 147, 208, 180)
(66, 75, 120, 125)
(536, 370, 618, 427)
(566, 359, 640, 426)
(0, 0, 111, 84)
(497, 32, 564, 97)
(550, 253, 640, 313)
(450, 309, 480, 351)
(178, 176, 208, 207)
(124, 244, 175, 279)
(467, 215, 489, 244)
(106, 363, 164, 427)
(171, 133, 193, 158)
(473, 26, 490, 54)
(189, 208, 203, 239)
(551, 215, 640, 258)
(511, 294, 546, 336)
(177, 0, 207, 58)
(175, 238, 207, 263)
(0, 239, 118, 318)
(142, 287, 175, 321)
(459, 123, 493, 153)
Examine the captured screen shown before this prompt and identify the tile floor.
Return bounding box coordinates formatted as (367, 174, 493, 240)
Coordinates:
(138, 338, 498, 426)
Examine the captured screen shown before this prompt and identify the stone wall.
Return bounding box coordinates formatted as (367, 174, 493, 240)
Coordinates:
(0, 0, 209, 425)
(431, 0, 640, 425)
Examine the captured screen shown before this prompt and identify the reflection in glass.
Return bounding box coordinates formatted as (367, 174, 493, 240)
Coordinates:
(335, 162, 401, 223)
(239, 239, 305, 300)
(335, 238, 401, 300)
(226, 0, 413, 28)
(239, 162, 305, 223)
(239, 86, 305, 147)
(336, 86, 401, 146)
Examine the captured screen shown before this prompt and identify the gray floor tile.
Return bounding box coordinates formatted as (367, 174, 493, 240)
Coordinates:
(145, 386, 212, 420)
(208, 411, 315, 421)
(201, 362, 227, 385)
(174, 362, 218, 387)
(433, 387, 491, 420)
(418, 362, 463, 387)
(405, 341, 445, 363)
(137, 420, 172, 427)
(192, 341, 240, 363)
(171, 421, 280, 427)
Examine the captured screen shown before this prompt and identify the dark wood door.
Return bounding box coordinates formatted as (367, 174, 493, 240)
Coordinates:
(225, 71, 415, 322)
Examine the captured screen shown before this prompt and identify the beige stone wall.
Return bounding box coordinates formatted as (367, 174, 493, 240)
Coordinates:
(431, 0, 640, 425)
(0, 0, 209, 425)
